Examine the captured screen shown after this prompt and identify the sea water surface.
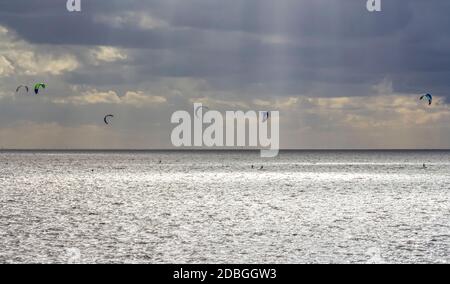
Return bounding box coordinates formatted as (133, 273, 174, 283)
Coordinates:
(0, 150, 448, 264)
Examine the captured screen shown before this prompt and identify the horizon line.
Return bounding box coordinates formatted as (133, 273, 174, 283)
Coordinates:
(1, 148, 450, 152)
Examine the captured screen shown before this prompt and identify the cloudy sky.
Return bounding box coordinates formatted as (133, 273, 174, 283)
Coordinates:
(0, 0, 450, 149)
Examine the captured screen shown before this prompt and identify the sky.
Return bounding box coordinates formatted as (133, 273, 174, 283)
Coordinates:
(0, 0, 450, 149)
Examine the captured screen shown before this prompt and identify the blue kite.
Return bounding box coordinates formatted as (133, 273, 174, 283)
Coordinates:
(420, 94, 433, 106)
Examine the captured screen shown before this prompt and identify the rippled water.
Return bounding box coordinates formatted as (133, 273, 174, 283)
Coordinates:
(0, 151, 448, 264)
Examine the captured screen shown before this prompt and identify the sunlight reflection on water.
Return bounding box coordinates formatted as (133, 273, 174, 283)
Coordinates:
(0, 151, 448, 263)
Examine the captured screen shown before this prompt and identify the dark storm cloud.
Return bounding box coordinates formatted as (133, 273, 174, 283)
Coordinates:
(2, 0, 450, 149)
(0, 0, 413, 45)
(1, 0, 450, 98)
(161, 0, 412, 38)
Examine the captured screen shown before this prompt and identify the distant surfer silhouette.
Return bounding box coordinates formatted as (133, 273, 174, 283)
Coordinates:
(423, 163, 427, 169)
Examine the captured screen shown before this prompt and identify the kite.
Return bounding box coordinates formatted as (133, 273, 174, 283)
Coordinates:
(420, 94, 433, 106)
(34, 83, 46, 95)
(16, 85, 29, 93)
(104, 114, 114, 125)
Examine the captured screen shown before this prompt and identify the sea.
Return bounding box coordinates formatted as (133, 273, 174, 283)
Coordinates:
(0, 150, 448, 264)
